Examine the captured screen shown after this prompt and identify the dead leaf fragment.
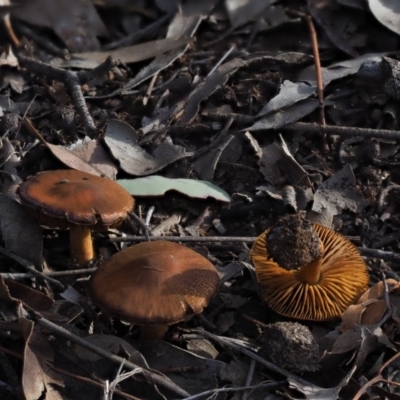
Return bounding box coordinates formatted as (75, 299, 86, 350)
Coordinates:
(0, 195, 43, 268)
(249, 134, 310, 187)
(24, 118, 104, 176)
(68, 137, 118, 179)
(0, 46, 18, 67)
(13, 0, 109, 52)
(181, 58, 248, 123)
(5, 279, 54, 312)
(57, 37, 190, 69)
(104, 119, 193, 176)
(20, 318, 64, 400)
(248, 98, 319, 131)
(298, 53, 385, 86)
(257, 80, 317, 118)
(341, 279, 400, 331)
(368, 0, 400, 36)
(312, 164, 366, 216)
(225, 0, 275, 28)
(121, 0, 216, 93)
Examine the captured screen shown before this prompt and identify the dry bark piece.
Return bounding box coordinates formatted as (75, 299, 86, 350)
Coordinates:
(17, 169, 134, 268)
(88, 240, 220, 339)
(258, 321, 320, 372)
(251, 219, 369, 321)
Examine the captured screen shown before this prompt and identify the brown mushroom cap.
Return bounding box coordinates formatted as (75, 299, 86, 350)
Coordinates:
(251, 223, 369, 321)
(17, 169, 134, 229)
(88, 241, 220, 325)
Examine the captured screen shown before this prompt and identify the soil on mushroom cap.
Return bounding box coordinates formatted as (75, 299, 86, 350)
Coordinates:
(266, 213, 322, 269)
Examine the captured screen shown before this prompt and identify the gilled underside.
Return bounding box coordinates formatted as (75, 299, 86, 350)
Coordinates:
(251, 224, 369, 321)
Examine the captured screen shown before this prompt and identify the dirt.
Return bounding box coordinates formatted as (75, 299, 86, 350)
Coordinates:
(267, 212, 322, 269)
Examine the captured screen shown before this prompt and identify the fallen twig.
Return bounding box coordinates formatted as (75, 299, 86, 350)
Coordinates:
(0, 246, 64, 289)
(17, 55, 115, 135)
(352, 351, 400, 400)
(283, 122, 400, 140)
(32, 314, 190, 398)
(108, 235, 400, 264)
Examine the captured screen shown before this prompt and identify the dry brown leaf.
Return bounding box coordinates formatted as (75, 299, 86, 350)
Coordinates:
(0, 194, 43, 268)
(225, 0, 274, 28)
(104, 119, 193, 176)
(5, 279, 54, 312)
(20, 318, 64, 400)
(121, 0, 216, 93)
(68, 137, 118, 179)
(358, 278, 400, 302)
(24, 118, 104, 176)
(13, 0, 109, 52)
(59, 37, 190, 69)
(340, 279, 400, 331)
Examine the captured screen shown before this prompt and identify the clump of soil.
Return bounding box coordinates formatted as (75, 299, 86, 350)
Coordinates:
(258, 321, 320, 372)
(267, 213, 321, 269)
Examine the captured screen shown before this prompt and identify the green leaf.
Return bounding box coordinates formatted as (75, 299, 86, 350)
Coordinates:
(117, 176, 230, 202)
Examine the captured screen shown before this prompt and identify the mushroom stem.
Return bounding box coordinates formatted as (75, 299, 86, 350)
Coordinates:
(140, 324, 168, 340)
(70, 225, 93, 268)
(297, 258, 323, 284)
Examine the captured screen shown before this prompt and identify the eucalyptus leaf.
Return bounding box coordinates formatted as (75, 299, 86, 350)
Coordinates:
(117, 176, 231, 202)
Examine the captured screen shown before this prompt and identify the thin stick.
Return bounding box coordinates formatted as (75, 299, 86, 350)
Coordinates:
(51, 364, 141, 400)
(18, 56, 114, 135)
(143, 73, 158, 106)
(0, 345, 140, 400)
(0, 267, 96, 280)
(306, 15, 326, 126)
(33, 315, 190, 398)
(241, 359, 256, 400)
(128, 211, 150, 241)
(207, 46, 235, 77)
(306, 14, 329, 154)
(352, 351, 400, 400)
(108, 235, 400, 262)
(0, 246, 64, 289)
(109, 235, 257, 243)
(283, 121, 400, 140)
(3, 14, 19, 47)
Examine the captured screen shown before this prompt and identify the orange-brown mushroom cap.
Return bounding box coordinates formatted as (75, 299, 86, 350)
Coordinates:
(251, 223, 369, 321)
(17, 169, 134, 229)
(88, 241, 220, 325)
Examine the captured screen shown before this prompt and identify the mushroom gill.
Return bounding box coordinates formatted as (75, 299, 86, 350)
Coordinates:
(251, 223, 369, 321)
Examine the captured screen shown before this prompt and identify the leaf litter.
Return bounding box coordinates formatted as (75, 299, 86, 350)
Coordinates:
(2, 0, 400, 399)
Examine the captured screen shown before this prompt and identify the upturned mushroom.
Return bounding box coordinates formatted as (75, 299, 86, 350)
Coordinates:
(251, 214, 369, 321)
(88, 240, 220, 339)
(17, 169, 134, 268)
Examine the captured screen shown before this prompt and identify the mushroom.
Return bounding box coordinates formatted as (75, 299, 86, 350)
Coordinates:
(17, 169, 134, 268)
(88, 240, 220, 339)
(251, 222, 369, 321)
